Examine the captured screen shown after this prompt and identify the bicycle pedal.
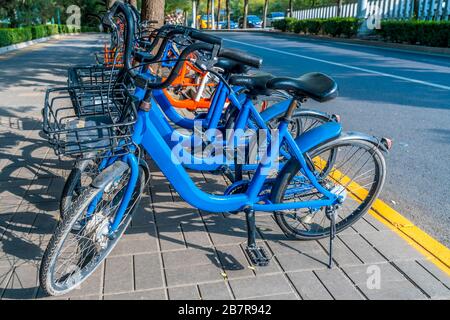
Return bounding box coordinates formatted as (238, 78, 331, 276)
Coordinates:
(245, 245, 270, 267)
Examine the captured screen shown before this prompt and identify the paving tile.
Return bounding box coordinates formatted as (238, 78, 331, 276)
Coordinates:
(198, 281, 233, 300)
(168, 285, 200, 300)
(287, 271, 333, 300)
(182, 223, 212, 249)
(394, 261, 450, 299)
(216, 245, 254, 279)
(266, 239, 324, 256)
(318, 237, 363, 267)
(338, 233, 387, 265)
(103, 255, 134, 295)
(104, 288, 166, 300)
(416, 260, 450, 288)
(157, 223, 187, 251)
(165, 263, 223, 287)
(110, 226, 159, 257)
(351, 216, 379, 234)
(1, 263, 39, 299)
(362, 231, 426, 262)
(343, 263, 427, 300)
(154, 202, 202, 226)
(229, 274, 293, 300)
(314, 268, 364, 300)
(133, 253, 164, 291)
(163, 248, 219, 270)
(130, 196, 154, 228)
(244, 292, 299, 300)
(275, 250, 329, 272)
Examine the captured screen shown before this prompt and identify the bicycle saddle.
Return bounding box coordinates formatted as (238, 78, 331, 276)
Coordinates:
(134, 51, 155, 63)
(267, 72, 338, 102)
(215, 58, 251, 75)
(229, 73, 275, 96)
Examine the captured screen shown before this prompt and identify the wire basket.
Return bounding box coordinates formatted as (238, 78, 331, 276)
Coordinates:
(68, 65, 123, 88)
(43, 84, 137, 159)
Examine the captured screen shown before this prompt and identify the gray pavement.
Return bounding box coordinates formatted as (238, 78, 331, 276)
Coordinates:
(0, 34, 449, 300)
(211, 31, 450, 247)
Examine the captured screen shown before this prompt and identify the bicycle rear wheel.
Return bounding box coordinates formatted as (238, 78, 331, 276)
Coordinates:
(271, 139, 386, 240)
(40, 166, 144, 296)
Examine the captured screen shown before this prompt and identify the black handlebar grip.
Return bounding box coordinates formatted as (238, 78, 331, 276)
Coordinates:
(218, 48, 262, 69)
(190, 30, 223, 46)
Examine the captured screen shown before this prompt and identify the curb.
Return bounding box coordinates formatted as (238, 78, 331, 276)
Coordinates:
(0, 33, 81, 55)
(208, 29, 450, 57)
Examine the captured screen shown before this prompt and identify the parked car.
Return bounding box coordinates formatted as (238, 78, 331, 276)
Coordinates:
(238, 15, 263, 28)
(218, 20, 238, 29)
(266, 12, 285, 27)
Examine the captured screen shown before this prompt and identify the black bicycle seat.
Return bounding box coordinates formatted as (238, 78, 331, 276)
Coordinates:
(267, 72, 338, 102)
(134, 51, 155, 63)
(215, 58, 251, 75)
(229, 73, 275, 96)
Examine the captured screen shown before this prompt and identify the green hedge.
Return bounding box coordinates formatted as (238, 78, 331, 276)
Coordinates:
(376, 20, 450, 47)
(0, 24, 96, 48)
(273, 17, 360, 38)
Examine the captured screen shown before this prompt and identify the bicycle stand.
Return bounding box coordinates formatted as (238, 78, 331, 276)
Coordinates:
(326, 206, 338, 269)
(244, 209, 270, 267)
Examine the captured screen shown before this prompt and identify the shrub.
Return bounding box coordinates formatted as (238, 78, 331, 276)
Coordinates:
(322, 18, 360, 37)
(0, 27, 33, 47)
(377, 20, 450, 47)
(0, 24, 96, 48)
(272, 18, 297, 32)
(305, 19, 324, 35)
(293, 20, 307, 34)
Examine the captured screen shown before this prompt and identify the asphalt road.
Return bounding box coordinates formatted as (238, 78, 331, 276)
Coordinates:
(211, 31, 450, 246)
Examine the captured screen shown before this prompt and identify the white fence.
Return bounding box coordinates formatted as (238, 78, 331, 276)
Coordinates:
(292, 0, 450, 20)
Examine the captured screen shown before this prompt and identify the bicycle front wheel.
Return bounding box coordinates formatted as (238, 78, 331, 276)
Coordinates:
(40, 166, 145, 296)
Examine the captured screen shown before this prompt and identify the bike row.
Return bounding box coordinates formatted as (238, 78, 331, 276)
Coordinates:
(39, 1, 392, 296)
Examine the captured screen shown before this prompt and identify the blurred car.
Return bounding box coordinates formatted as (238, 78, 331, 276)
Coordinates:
(218, 20, 238, 29)
(238, 15, 263, 28)
(266, 12, 285, 27)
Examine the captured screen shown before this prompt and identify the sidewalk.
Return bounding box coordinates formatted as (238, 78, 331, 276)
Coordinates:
(0, 34, 449, 300)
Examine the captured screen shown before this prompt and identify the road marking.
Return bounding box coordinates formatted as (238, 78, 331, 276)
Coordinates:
(314, 158, 450, 276)
(224, 38, 450, 91)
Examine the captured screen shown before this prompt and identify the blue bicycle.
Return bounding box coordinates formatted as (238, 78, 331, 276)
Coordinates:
(39, 2, 391, 296)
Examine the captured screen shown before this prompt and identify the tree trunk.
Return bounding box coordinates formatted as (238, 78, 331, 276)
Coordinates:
(226, 0, 231, 29)
(206, 0, 211, 29)
(243, 0, 249, 28)
(263, 0, 269, 28)
(141, 0, 165, 27)
(337, 0, 344, 17)
(288, 0, 293, 17)
(217, 0, 222, 27)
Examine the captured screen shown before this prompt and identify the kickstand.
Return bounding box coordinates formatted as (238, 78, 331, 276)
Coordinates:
(244, 209, 269, 267)
(327, 207, 337, 269)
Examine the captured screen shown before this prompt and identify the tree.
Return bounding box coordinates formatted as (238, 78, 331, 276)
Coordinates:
(141, 0, 165, 26)
(336, 0, 343, 17)
(288, 0, 293, 17)
(217, 0, 221, 24)
(243, 0, 248, 28)
(206, 0, 210, 28)
(262, 0, 268, 28)
(226, 0, 231, 29)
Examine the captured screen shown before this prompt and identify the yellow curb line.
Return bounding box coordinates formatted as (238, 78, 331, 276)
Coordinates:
(320, 160, 450, 276)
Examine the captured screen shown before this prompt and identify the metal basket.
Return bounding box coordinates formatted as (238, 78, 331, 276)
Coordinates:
(43, 84, 137, 159)
(68, 65, 123, 88)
